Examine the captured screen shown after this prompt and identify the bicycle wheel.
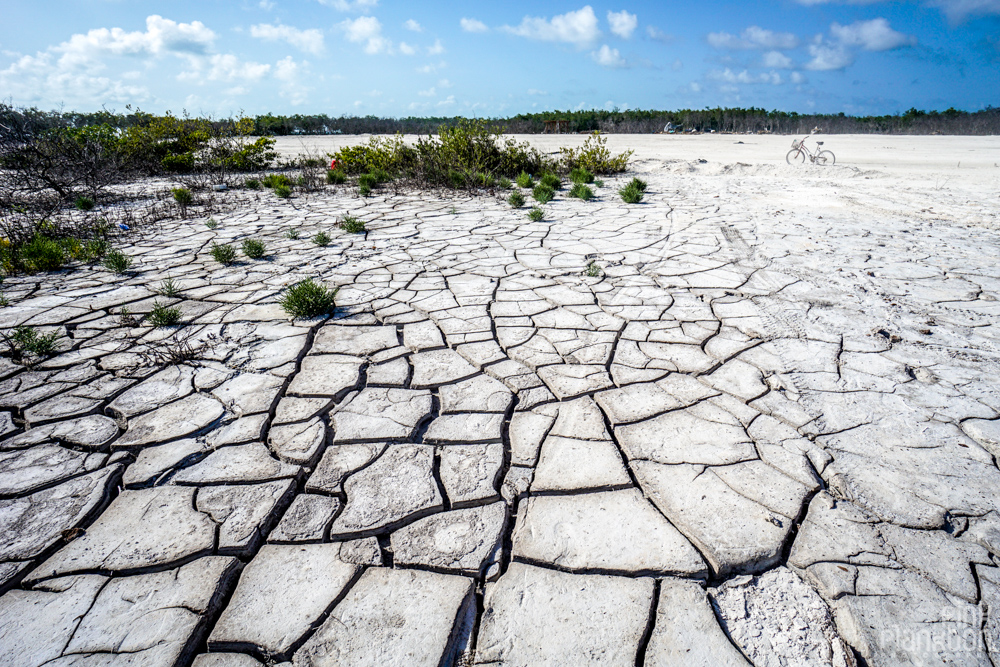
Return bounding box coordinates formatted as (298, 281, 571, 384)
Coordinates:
(816, 150, 836, 166)
(786, 149, 805, 165)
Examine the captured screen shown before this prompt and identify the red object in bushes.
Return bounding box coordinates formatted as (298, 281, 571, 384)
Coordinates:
(330, 159, 339, 170)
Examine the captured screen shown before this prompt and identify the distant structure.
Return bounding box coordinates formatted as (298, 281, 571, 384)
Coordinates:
(543, 119, 571, 134)
(812, 126, 822, 134)
(664, 122, 677, 133)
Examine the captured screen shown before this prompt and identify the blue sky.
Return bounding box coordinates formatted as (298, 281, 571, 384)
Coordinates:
(2, 0, 998, 117)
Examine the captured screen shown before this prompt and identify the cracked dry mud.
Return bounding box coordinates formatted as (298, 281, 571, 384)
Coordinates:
(2, 137, 1000, 667)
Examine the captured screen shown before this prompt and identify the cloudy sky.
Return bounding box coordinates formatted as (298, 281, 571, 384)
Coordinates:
(2, 0, 998, 117)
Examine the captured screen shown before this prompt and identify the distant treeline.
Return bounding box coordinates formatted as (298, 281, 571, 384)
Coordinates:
(5, 105, 1000, 136)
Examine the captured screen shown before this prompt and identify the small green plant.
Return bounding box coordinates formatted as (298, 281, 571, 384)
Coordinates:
(559, 132, 633, 174)
(339, 216, 366, 234)
(0, 278, 8, 307)
(528, 207, 544, 222)
(475, 172, 496, 188)
(358, 183, 372, 197)
(244, 178, 262, 190)
(274, 184, 292, 199)
(499, 177, 512, 190)
(205, 218, 219, 230)
(242, 238, 266, 259)
(19, 235, 66, 273)
(532, 183, 555, 204)
(118, 306, 138, 327)
(539, 173, 562, 190)
(619, 184, 644, 204)
(84, 239, 108, 261)
(358, 173, 379, 190)
(516, 171, 533, 188)
(75, 196, 95, 211)
(262, 174, 292, 189)
(586, 261, 601, 278)
(569, 183, 595, 201)
(570, 167, 595, 184)
(210, 243, 237, 265)
(627, 177, 648, 192)
(285, 228, 301, 240)
(449, 206, 458, 215)
(369, 167, 391, 184)
(295, 175, 307, 187)
(508, 191, 525, 208)
(172, 188, 193, 217)
(1, 325, 60, 363)
(595, 179, 605, 188)
(102, 249, 132, 274)
(326, 169, 346, 184)
(313, 231, 331, 247)
(158, 277, 179, 297)
(148, 301, 182, 327)
(280, 278, 339, 318)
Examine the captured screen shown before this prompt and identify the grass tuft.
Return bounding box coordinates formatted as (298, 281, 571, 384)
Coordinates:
(285, 228, 300, 240)
(516, 171, 534, 188)
(274, 184, 292, 199)
(75, 196, 95, 211)
(158, 277, 180, 297)
(627, 177, 647, 192)
(528, 207, 544, 222)
(242, 238, 266, 259)
(619, 184, 644, 204)
(539, 173, 561, 190)
(570, 167, 595, 184)
(1, 325, 60, 363)
(326, 169, 346, 184)
(508, 191, 525, 208)
(312, 231, 331, 247)
(148, 301, 181, 327)
(102, 249, 132, 274)
(586, 261, 601, 278)
(532, 183, 555, 204)
(280, 278, 338, 318)
(244, 178, 262, 190)
(210, 242, 237, 265)
(569, 183, 594, 201)
(339, 216, 366, 234)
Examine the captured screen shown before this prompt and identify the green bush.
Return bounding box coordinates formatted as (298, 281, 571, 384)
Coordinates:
(528, 207, 544, 222)
(148, 301, 181, 327)
(210, 243, 236, 265)
(627, 177, 648, 192)
(619, 184, 644, 204)
(499, 177, 512, 189)
(280, 278, 338, 318)
(102, 249, 132, 274)
(171, 187, 193, 205)
(244, 178, 262, 190)
(205, 219, 219, 230)
(508, 191, 525, 208)
(158, 277, 180, 297)
(539, 173, 562, 190)
(358, 183, 372, 197)
(586, 261, 601, 278)
(274, 184, 292, 199)
(2, 325, 60, 362)
(285, 228, 300, 240)
(532, 183, 555, 204)
(559, 132, 633, 174)
(569, 183, 594, 201)
(84, 239, 108, 261)
(19, 234, 66, 272)
(326, 169, 346, 184)
(358, 173, 378, 190)
(570, 167, 595, 184)
(75, 196, 95, 211)
(516, 171, 534, 188)
(339, 216, 366, 234)
(313, 231, 331, 246)
(475, 172, 496, 188)
(262, 173, 292, 189)
(242, 238, 266, 259)
(161, 152, 195, 173)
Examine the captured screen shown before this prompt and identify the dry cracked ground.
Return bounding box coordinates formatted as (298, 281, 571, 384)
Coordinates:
(1, 146, 1000, 666)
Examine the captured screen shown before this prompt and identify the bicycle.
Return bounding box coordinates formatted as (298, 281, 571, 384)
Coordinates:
(786, 136, 836, 166)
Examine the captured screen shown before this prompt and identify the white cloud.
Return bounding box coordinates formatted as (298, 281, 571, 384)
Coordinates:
(709, 68, 783, 84)
(250, 23, 324, 55)
(437, 95, 455, 108)
(339, 16, 392, 54)
(399, 42, 416, 55)
(646, 26, 672, 42)
(418, 86, 436, 96)
(708, 26, 799, 50)
(762, 50, 793, 68)
(416, 61, 446, 73)
(438, 78, 453, 87)
(55, 14, 216, 70)
(830, 18, 915, 50)
(591, 44, 626, 67)
(404, 19, 422, 32)
(791, 71, 807, 84)
(258, 0, 275, 9)
(274, 55, 310, 105)
(317, 0, 378, 11)
(527, 88, 548, 95)
(690, 82, 702, 92)
(607, 10, 638, 39)
(179, 53, 271, 83)
(503, 6, 601, 47)
(930, 0, 1000, 21)
(460, 18, 489, 33)
(805, 41, 854, 70)
(427, 38, 445, 55)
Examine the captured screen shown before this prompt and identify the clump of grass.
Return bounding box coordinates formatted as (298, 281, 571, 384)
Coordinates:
(508, 191, 525, 208)
(118, 306, 138, 327)
(326, 169, 346, 184)
(285, 229, 301, 240)
(586, 261, 601, 277)
(627, 177, 648, 192)
(532, 183, 555, 204)
(358, 183, 372, 197)
(516, 171, 534, 188)
(244, 178, 262, 190)
(274, 184, 292, 199)
(595, 179, 605, 188)
(619, 183, 644, 204)
(528, 207, 544, 222)
(102, 249, 132, 274)
(148, 301, 181, 327)
(475, 172, 496, 188)
(280, 278, 339, 318)
(75, 196, 95, 211)
(570, 167, 595, 184)
(569, 183, 594, 201)
(539, 173, 561, 190)
(339, 216, 366, 234)
(242, 238, 266, 259)
(1, 325, 60, 363)
(559, 132, 633, 174)
(205, 218, 219, 230)
(262, 174, 292, 189)
(210, 243, 237, 265)
(158, 277, 180, 297)
(313, 231, 331, 246)
(499, 177, 512, 190)
(19, 235, 66, 272)
(172, 187, 193, 217)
